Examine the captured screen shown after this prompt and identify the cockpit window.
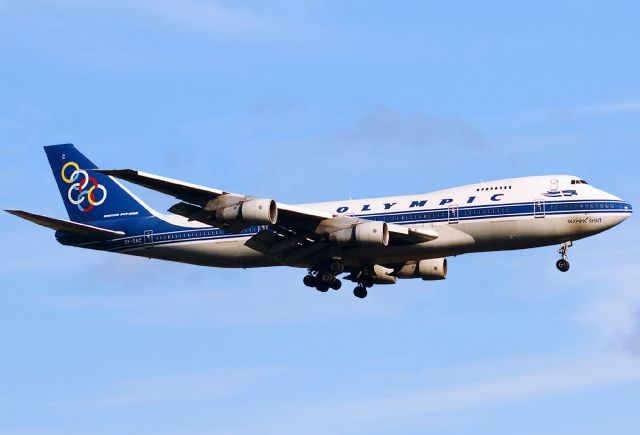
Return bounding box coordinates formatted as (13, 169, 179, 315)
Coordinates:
(571, 179, 589, 185)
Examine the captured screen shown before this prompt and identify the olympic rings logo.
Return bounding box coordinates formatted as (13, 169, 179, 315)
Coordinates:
(61, 161, 107, 213)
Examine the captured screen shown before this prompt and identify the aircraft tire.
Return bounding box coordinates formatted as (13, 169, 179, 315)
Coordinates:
(303, 275, 316, 287)
(353, 286, 367, 298)
(318, 271, 334, 285)
(316, 282, 330, 292)
(556, 259, 570, 272)
(329, 260, 344, 274)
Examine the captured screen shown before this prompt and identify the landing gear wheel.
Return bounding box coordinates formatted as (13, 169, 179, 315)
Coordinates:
(556, 241, 572, 272)
(318, 271, 335, 285)
(316, 282, 330, 292)
(303, 274, 316, 287)
(361, 276, 374, 288)
(329, 279, 342, 290)
(353, 286, 368, 299)
(556, 259, 570, 272)
(329, 259, 344, 275)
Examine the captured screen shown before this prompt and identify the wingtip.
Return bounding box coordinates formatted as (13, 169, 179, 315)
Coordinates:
(5, 210, 34, 220)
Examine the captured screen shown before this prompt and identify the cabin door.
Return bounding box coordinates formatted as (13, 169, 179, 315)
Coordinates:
(448, 205, 459, 224)
(144, 229, 154, 248)
(533, 200, 545, 218)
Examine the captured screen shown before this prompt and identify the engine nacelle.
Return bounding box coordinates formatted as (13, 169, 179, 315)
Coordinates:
(372, 264, 397, 284)
(329, 221, 389, 247)
(214, 198, 278, 225)
(397, 258, 447, 280)
(240, 198, 278, 225)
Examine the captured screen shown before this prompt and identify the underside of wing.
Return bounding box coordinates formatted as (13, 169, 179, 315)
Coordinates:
(244, 228, 330, 265)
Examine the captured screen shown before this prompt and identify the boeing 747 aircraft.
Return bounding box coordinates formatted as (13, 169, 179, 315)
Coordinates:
(7, 144, 633, 298)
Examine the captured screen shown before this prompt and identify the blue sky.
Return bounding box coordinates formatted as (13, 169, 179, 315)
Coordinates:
(1, 1, 640, 434)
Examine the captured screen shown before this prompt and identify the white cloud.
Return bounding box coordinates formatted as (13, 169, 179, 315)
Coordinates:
(571, 230, 640, 354)
(567, 101, 640, 115)
(123, 0, 261, 38)
(36, 254, 406, 327)
(331, 107, 486, 150)
(67, 366, 283, 407)
(267, 353, 640, 434)
(626, 308, 640, 356)
(506, 100, 640, 127)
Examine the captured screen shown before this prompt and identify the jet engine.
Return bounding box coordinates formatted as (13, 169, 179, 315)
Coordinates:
(397, 258, 447, 280)
(213, 198, 278, 225)
(329, 221, 389, 247)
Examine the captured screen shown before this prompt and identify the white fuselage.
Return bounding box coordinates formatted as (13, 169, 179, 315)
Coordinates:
(109, 175, 631, 269)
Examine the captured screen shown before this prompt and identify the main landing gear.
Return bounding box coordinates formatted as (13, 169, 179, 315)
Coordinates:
(303, 271, 342, 292)
(303, 260, 374, 298)
(303, 259, 344, 292)
(556, 241, 572, 272)
(352, 270, 374, 299)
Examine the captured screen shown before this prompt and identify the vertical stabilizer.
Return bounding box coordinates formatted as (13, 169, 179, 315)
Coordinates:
(44, 144, 154, 223)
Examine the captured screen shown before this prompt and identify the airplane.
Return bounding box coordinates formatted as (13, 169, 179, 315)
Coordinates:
(6, 144, 633, 298)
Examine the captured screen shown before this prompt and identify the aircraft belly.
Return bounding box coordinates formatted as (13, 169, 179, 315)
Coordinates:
(469, 211, 628, 250)
(339, 211, 628, 265)
(339, 224, 477, 265)
(117, 211, 628, 269)
(134, 238, 279, 268)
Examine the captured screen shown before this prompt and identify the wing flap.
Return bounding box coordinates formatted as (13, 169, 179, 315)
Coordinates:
(387, 223, 439, 243)
(244, 229, 284, 253)
(6, 210, 125, 239)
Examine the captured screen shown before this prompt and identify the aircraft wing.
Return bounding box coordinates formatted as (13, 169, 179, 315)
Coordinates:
(97, 169, 335, 229)
(6, 210, 125, 239)
(96, 169, 234, 205)
(97, 168, 438, 264)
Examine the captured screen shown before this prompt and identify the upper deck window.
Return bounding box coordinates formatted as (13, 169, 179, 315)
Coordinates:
(476, 185, 512, 192)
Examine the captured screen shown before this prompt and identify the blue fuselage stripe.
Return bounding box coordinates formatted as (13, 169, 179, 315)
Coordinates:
(71, 199, 632, 251)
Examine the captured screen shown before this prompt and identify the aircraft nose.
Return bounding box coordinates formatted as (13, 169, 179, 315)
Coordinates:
(622, 201, 633, 218)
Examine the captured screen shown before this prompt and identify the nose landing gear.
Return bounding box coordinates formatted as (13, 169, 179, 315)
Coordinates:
(556, 258, 570, 272)
(556, 241, 572, 272)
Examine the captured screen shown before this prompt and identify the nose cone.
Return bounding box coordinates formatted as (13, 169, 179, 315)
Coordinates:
(607, 200, 633, 229)
(592, 187, 632, 221)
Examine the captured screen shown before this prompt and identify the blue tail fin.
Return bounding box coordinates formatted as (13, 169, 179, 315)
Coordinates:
(44, 144, 154, 223)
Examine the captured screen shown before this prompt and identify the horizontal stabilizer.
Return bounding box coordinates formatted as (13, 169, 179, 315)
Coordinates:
(6, 210, 125, 239)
